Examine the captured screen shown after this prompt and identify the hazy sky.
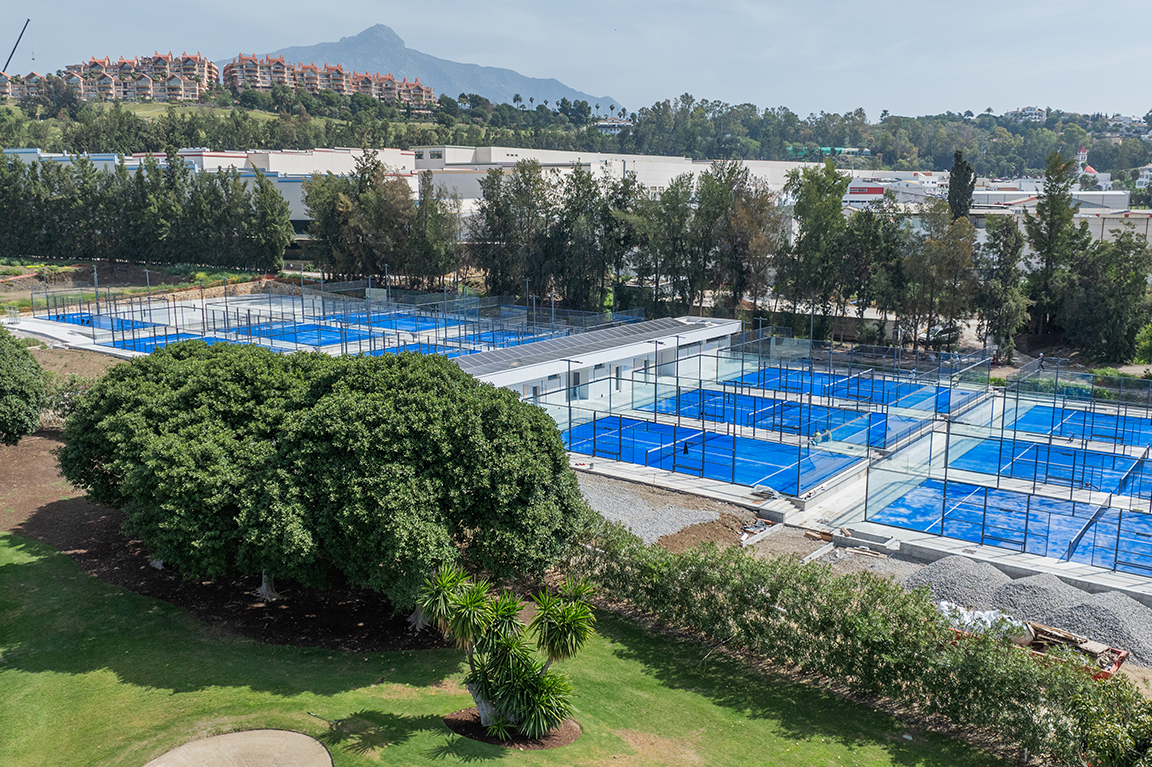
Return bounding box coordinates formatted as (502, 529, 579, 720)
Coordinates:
(6, 0, 1149, 120)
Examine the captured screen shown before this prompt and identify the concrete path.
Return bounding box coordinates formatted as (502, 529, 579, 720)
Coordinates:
(142, 730, 331, 767)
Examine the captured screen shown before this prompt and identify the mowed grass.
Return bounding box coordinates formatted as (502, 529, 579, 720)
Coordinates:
(0, 532, 1006, 766)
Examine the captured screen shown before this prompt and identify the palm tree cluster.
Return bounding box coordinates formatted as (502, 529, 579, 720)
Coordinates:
(417, 564, 596, 740)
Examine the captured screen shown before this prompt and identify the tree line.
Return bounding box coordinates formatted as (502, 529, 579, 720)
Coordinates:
(778, 150, 1151, 361)
(0, 148, 294, 270)
(302, 153, 464, 289)
(7, 86, 1152, 182)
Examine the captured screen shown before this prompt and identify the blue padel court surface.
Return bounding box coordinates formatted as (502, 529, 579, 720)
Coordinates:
(323, 310, 455, 333)
(101, 335, 283, 353)
(362, 342, 475, 359)
(727, 368, 982, 413)
(225, 322, 380, 347)
(870, 477, 1152, 576)
(1010, 404, 1152, 447)
(50, 312, 158, 332)
(635, 388, 925, 449)
(463, 329, 565, 347)
(948, 437, 1150, 498)
(564, 415, 863, 495)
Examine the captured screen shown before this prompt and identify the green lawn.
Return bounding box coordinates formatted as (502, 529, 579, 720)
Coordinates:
(0, 532, 1006, 766)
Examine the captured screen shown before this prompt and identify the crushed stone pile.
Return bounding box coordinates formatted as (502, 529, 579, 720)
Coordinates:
(991, 574, 1084, 625)
(1048, 592, 1152, 667)
(902, 556, 1010, 608)
(904, 556, 1152, 666)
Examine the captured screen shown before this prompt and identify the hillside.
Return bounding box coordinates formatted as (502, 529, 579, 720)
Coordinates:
(217, 24, 619, 110)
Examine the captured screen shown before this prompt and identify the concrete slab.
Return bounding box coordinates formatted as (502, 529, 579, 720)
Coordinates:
(142, 729, 331, 767)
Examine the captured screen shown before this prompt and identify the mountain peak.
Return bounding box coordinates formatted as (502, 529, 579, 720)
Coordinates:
(219, 25, 617, 109)
(350, 24, 406, 49)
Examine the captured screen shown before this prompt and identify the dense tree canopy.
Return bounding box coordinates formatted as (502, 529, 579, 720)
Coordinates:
(304, 156, 462, 287)
(0, 150, 292, 269)
(57, 343, 592, 608)
(6, 88, 1151, 182)
(0, 327, 48, 445)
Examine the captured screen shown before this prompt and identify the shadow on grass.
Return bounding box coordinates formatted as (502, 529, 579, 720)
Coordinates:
(596, 611, 1005, 767)
(314, 710, 502, 762)
(320, 710, 450, 753)
(0, 533, 461, 696)
(425, 734, 504, 762)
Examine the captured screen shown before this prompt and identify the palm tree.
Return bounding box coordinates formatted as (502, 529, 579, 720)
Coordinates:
(529, 578, 596, 673)
(513, 93, 522, 109)
(529, 96, 534, 108)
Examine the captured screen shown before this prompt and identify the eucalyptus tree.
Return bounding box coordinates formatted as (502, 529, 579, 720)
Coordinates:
(974, 215, 1030, 361)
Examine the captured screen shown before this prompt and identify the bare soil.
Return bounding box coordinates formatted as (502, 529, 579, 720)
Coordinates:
(28, 345, 125, 378)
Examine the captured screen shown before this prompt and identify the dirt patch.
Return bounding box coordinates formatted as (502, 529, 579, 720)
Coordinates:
(658, 514, 747, 553)
(28, 346, 124, 378)
(442, 708, 581, 750)
(608, 729, 703, 765)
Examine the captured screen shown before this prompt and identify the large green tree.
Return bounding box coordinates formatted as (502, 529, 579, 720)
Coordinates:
(974, 215, 1031, 362)
(947, 150, 976, 221)
(0, 328, 48, 445)
(1024, 152, 1091, 335)
(779, 160, 850, 327)
(57, 343, 592, 608)
(1059, 225, 1152, 362)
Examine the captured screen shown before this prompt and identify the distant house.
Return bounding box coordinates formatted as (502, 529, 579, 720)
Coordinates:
(1006, 106, 1047, 123)
(595, 117, 632, 135)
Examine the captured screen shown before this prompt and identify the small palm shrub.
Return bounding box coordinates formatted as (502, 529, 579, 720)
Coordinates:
(418, 564, 595, 740)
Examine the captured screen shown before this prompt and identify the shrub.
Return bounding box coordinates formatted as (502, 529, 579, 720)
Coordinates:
(418, 566, 594, 739)
(563, 518, 1127, 764)
(0, 326, 48, 445)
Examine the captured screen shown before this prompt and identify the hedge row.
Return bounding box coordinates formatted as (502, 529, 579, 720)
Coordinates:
(563, 520, 1152, 764)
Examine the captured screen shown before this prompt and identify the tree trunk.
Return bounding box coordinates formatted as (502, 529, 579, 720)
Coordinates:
(466, 683, 505, 726)
(254, 570, 282, 601)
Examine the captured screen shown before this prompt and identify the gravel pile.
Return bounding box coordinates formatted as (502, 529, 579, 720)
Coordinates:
(576, 473, 720, 544)
(1049, 592, 1152, 666)
(902, 556, 1011, 608)
(904, 556, 1152, 666)
(991, 574, 1084, 625)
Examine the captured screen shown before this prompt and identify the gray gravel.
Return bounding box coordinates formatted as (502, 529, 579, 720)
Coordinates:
(902, 556, 1011, 608)
(576, 472, 721, 544)
(1049, 592, 1152, 666)
(903, 556, 1152, 665)
(991, 574, 1084, 624)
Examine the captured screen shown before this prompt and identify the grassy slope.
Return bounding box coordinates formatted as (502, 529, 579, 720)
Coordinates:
(0, 533, 1005, 767)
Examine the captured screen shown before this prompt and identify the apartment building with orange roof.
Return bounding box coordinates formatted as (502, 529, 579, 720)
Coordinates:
(58, 51, 218, 102)
(223, 54, 433, 107)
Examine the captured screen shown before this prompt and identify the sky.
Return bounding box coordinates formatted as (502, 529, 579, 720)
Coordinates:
(6, 0, 1150, 121)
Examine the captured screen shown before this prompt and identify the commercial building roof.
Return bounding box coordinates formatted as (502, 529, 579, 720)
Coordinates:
(454, 316, 738, 378)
